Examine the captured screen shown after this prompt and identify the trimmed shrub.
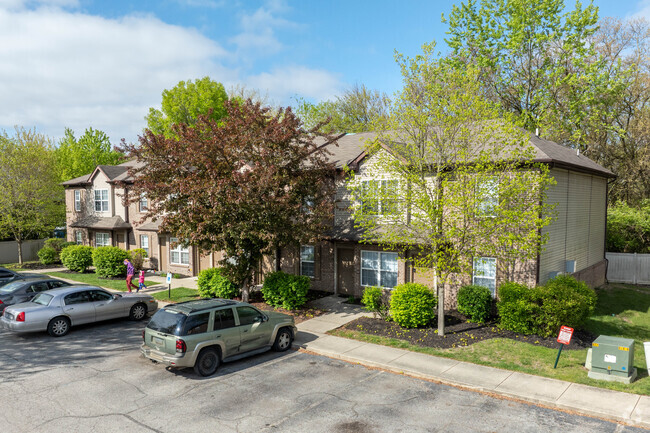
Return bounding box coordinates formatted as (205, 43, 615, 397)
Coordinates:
(361, 286, 390, 320)
(37, 246, 58, 265)
(457, 285, 493, 323)
(44, 238, 75, 253)
(389, 283, 437, 328)
(92, 246, 130, 278)
(129, 248, 148, 270)
(197, 267, 239, 299)
(262, 271, 310, 310)
(60, 245, 93, 272)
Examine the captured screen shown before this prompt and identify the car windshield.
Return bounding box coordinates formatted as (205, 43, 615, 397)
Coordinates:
(32, 293, 53, 306)
(147, 309, 187, 336)
(0, 281, 25, 294)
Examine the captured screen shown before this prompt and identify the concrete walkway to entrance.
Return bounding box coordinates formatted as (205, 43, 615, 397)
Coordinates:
(296, 295, 650, 430)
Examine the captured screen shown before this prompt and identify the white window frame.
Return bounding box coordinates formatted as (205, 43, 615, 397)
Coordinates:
(140, 235, 149, 256)
(477, 177, 498, 217)
(361, 179, 399, 216)
(74, 190, 81, 212)
(473, 257, 497, 296)
(94, 189, 109, 212)
(139, 194, 148, 212)
(75, 231, 83, 245)
(170, 237, 189, 266)
(300, 245, 315, 278)
(360, 250, 398, 289)
(95, 232, 110, 247)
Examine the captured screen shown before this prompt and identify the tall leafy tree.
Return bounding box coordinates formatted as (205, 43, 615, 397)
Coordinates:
(296, 83, 390, 133)
(146, 76, 229, 138)
(123, 100, 337, 301)
(348, 44, 555, 335)
(0, 128, 65, 263)
(55, 127, 124, 182)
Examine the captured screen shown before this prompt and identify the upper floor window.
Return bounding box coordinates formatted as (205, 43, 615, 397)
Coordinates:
(473, 257, 497, 296)
(94, 189, 109, 212)
(361, 251, 398, 288)
(170, 237, 189, 265)
(300, 246, 315, 278)
(476, 177, 498, 217)
(74, 190, 81, 212)
(139, 195, 148, 212)
(361, 180, 399, 216)
(95, 232, 110, 247)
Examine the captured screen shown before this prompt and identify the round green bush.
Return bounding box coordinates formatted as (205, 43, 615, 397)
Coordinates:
(60, 245, 93, 272)
(129, 248, 148, 271)
(457, 284, 493, 323)
(44, 238, 75, 253)
(92, 246, 130, 278)
(389, 283, 437, 328)
(361, 286, 389, 320)
(262, 271, 310, 310)
(197, 267, 239, 299)
(37, 246, 58, 265)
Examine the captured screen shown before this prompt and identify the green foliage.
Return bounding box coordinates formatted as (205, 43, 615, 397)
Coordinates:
(54, 127, 124, 182)
(37, 246, 58, 265)
(92, 246, 129, 278)
(129, 248, 148, 270)
(60, 245, 93, 272)
(197, 267, 239, 299)
(457, 285, 493, 323)
(146, 76, 228, 138)
(44, 238, 75, 252)
(389, 283, 437, 328)
(361, 286, 390, 320)
(607, 201, 650, 253)
(497, 277, 597, 337)
(261, 271, 310, 310)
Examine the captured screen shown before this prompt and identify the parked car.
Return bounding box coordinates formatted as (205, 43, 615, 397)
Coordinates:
(141, 299, 297, 376)
(0, 277, 71, 315)
(0, 267, 45, 288)
(0, 285, 158, 337)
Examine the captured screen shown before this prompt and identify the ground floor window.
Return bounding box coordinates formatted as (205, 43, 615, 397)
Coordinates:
(473, 257, 497, 295)
(95, 232, 110, 247)
(75, 231, 83, 245)
(361, 251, 398, 288)
(300, 245, 315, 278)
(140, 235, 149, 256)
(170, 237, 189, 265)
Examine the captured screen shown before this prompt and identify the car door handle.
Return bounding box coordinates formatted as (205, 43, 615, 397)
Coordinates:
(65, 307, 74, 311)
(243, 329, 248, 333)
(216, 335, 221, 338)
(97, 304, 105, 307)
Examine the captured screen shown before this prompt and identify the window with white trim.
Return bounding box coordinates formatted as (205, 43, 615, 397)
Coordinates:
(477, 177, 498, 217)
(94, 189, 109, 212)
(74, 190, 81, 212)
(75, 231, 83, 245)
(361, 251, 398, 288)
(300, 246, 315, 278)
(139, 195, 148, 212)
(95, 232, 110, 247)
(361, 180, 399, 216)
(473, 257, 497, 295)
(140, 235, 149, 256)
(170, 237, 189, 265)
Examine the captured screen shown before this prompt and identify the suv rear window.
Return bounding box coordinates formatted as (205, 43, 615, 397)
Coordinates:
(147, 309, 187, 336)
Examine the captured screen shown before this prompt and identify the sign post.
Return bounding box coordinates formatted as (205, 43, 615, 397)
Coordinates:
(554, 325, 574, 369)
(166, 272, 172, 299)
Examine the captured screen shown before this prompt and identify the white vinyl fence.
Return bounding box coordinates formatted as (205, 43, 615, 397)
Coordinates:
(606, 252, 650, 285)
(0, 239, 46, 264)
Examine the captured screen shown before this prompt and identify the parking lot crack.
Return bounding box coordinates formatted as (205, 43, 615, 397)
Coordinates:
(37, 413, 164, 433)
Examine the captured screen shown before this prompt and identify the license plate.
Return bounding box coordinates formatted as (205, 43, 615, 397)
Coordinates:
(153, 337, 164, 345)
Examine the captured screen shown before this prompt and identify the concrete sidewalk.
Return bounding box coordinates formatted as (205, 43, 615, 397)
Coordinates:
(296, 295, 650, 430)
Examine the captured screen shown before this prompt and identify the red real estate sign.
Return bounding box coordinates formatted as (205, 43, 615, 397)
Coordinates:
(557, 326, 574, 345)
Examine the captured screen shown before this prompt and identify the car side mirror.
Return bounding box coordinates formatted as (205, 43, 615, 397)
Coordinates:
(113, 294, 121, 300)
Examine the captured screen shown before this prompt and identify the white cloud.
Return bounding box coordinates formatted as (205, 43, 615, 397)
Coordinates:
(246, 65, 343, 104)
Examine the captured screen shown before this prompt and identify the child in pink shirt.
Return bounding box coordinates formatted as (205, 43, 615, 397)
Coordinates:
(137, 270, 147, 293)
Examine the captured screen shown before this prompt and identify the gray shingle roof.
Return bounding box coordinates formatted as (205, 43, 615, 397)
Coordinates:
(69, 216, 132, 230)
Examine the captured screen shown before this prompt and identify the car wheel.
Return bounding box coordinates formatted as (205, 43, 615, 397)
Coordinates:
(193, 348, 220, 377)
(272, 327, 292, 352)
(129, 303, 147, 321)
(47, 316, 70, 337)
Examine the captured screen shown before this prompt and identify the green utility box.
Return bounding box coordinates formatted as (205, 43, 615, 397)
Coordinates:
(588, 335, 636, 383)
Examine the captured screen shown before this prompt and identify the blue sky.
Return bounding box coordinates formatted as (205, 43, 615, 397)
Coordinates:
(1, 0, 649, 144)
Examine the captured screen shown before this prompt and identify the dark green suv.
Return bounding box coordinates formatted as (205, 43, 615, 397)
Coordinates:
(141, 299, 297, 376)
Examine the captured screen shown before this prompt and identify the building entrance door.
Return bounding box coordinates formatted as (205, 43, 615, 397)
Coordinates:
(336, 248, 355, 295)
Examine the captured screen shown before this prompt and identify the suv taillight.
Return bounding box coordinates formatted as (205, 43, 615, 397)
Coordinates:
(142, 330, 145, 341)
(176, 339, 186, 353)
(16, 312, 25, 322)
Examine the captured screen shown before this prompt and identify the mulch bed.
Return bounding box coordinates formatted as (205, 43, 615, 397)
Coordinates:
(339, 311, 596, 350)
(246, 289, 331, 324)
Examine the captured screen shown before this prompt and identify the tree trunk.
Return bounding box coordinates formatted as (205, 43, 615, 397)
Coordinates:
(17, 239, 23, 265)
(435, 267, 445, 337)
(241, 277, 249, 303)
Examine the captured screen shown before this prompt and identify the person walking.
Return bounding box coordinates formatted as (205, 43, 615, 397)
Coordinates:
(137, 269, 147, 293)
(123, 259, 137, 293)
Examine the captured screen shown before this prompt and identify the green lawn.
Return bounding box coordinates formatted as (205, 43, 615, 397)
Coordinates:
(45, 271, 158, 292)
(330, 283, 650, 395)
(1, 261, 41, 270)
(152, 287, 200, 303)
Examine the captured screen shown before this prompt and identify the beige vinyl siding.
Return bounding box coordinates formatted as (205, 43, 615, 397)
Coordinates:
(334, 182, 351, 223)
(539, 169, 607, 284)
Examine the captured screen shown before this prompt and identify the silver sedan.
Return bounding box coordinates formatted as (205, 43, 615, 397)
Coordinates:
(0, 285, 158, 337)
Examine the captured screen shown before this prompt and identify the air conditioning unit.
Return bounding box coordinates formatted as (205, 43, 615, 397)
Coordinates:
(548, 271, 562, 280)
(565, 260, 576, 273)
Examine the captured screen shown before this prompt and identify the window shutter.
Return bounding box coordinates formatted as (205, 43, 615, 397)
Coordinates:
(314, 244, 321, 280)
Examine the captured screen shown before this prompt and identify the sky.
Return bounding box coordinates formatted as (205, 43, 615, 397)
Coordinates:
(1, 0, 650, 144)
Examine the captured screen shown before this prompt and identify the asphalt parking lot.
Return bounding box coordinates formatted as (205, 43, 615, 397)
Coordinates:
(0, 318, 646, 433)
